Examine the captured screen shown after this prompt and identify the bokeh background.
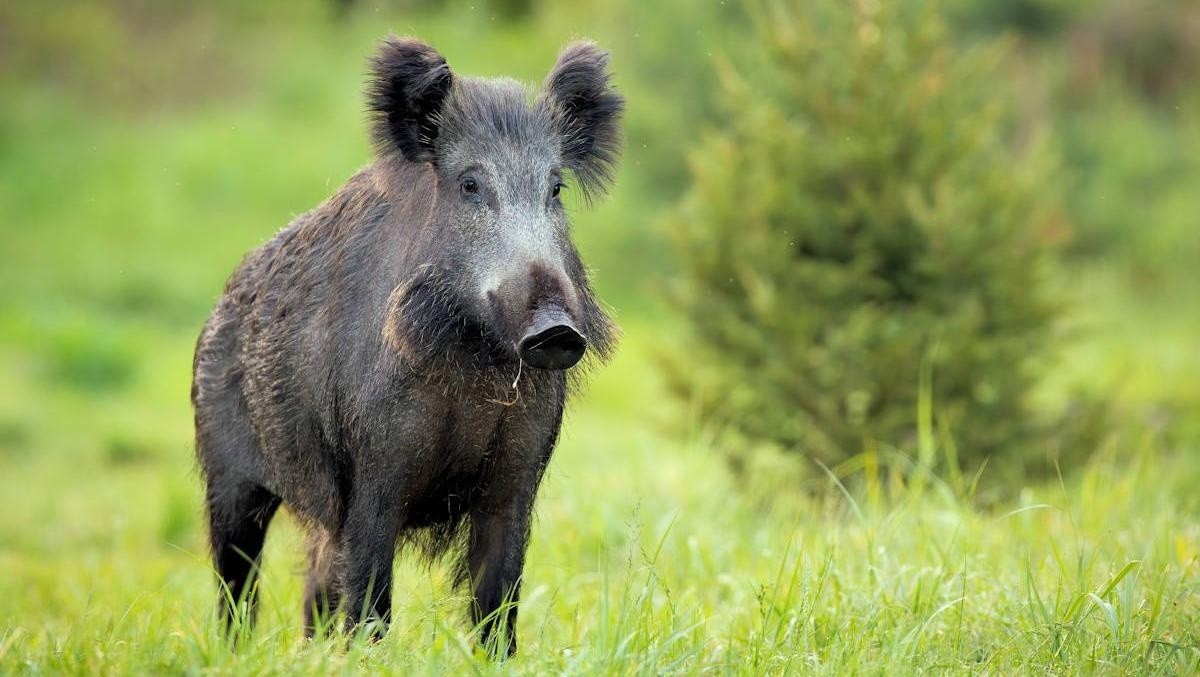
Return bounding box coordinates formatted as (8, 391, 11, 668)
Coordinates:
(1, 0, 1198, 672)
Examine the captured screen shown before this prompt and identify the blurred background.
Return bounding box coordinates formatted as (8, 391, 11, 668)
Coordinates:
(1, 0, 1198, 671)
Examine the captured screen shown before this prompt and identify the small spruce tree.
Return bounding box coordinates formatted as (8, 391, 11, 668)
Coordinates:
(666, 0, 1072, 479)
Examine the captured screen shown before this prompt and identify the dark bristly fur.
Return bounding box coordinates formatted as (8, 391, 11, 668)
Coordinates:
(192, 36, 623, 658)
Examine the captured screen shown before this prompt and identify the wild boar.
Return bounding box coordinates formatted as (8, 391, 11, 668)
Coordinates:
(191, 36, 622, 656)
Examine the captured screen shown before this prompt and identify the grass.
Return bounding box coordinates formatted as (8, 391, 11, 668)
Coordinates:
(2, 321, 1198, 673)
(1, 336, 1198, 673)
(1, 1, 1198, 674)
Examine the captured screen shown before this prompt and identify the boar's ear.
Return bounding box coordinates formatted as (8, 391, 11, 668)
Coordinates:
(366, 36, 453, 163)
(544, 41, 624, 202)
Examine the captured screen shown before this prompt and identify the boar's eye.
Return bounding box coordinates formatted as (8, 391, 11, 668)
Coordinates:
(551, 181, 564, 199)
(460, 176, 480, 198)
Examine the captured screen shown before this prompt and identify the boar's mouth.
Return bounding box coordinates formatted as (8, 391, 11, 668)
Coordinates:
(518, 306, 587, 370)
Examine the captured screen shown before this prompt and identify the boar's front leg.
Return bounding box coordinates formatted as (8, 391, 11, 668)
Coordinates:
(466, 405, 563, 658)
(339, 480, 404, 640)
(466, 506, 533, 657)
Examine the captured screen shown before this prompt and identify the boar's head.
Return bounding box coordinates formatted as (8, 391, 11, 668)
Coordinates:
(369, 38, 621, 372)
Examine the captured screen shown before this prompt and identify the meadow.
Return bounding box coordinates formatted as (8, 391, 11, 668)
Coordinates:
(1, 2, 1198, 673)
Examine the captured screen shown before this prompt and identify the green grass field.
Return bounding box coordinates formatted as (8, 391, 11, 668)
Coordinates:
(2, 326, 1199, 673)
(1, 3, 1198, 674)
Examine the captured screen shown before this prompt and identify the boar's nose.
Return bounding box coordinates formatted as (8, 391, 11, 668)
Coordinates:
(518, 306, 587, 370)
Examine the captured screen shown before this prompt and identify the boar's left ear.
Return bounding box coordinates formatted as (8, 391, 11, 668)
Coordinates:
(544, 41, 624, 202)
(366, 36, 453, 163)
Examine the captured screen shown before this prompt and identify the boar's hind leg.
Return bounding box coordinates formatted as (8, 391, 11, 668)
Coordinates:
(302, 528, 341, 638)
(206, 479, 281, 635)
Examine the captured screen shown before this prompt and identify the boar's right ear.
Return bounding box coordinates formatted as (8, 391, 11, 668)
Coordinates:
(366, 36, 453, 163)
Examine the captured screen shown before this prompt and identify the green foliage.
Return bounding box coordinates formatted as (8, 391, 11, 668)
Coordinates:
(666, 1, 1076, 478)
(104, 433, 157, 466)
(0, 419, 31, 459)
(43, 323, 137, 393)
(952, 0, 1091, 37)
(1065, 0, 1200, 103)
(1058, 91, 1200, 275)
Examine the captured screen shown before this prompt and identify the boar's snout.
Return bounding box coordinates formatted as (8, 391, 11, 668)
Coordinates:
(518, 306, 586, 370)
